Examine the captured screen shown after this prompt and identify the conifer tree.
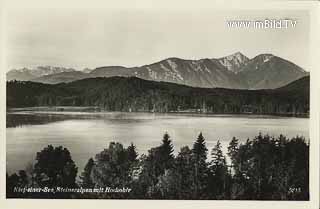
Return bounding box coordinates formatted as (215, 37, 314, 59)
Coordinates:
(210, 140, 229, 199)
(79, 158, 95, 188)
(174, 146, 195, 199)
(227, 137, 239, 167)
(192, 132, 208, 198)
(192, 132, 207, 163)
(159, 132, 174, 170)
(211, 140, 226, 167)
(127, 143, 138, 162)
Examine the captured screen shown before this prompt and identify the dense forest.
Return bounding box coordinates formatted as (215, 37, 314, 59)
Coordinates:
(7, 133, 309, 200)
(7, 76, 309, 116)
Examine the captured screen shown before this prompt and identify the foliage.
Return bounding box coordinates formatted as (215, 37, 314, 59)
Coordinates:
(89, 142, 138, 198)
(191, 132, 209, 198)
(6, 133, 309, 200)
(33, 145, 78, 188)
(7, 145, 78, 198)
(79, 158, 95, 188)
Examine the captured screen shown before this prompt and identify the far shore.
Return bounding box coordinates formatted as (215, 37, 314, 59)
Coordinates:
(7, 106, 101, 112)
(6, 106, 309, 118)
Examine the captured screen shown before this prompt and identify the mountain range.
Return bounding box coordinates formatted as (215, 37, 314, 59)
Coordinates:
(6, 66, 77, 81)
(6, 52, 308, 90)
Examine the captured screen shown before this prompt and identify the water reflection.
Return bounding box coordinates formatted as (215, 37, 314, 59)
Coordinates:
(7, 113, 72, 128)
(6, 111, 309, 175)
(7, 111, 297, 128)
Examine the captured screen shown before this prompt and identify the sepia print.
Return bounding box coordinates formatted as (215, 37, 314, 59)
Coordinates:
(4, 7, 312, 201)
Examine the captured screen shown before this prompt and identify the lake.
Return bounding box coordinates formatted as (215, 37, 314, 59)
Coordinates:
(6, 111, 309, 175)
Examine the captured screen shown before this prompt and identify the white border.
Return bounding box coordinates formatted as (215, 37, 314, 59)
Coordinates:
(0, 1, 319, 209)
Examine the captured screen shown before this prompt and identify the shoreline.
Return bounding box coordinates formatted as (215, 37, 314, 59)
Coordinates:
(6, 106, 309, 118)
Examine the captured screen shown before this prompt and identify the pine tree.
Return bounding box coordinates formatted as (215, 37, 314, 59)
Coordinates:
(79, 158, 95, 188)
(227, 137, 239, 167)
(127, 143, 138, 162)
(159, 132, 174, 170)
(192, 132, 208, 198)
(174, 146, 194, 199)
(211, 140, 226, 167)
(192, 132, 208, 162)
(210, 140, 229, 199)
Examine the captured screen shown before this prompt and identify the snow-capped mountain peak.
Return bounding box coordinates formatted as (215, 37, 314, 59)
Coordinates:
(6, 66, 76, 81)
(217, 52, 250, 73)
(226, 52, 247, 61)
(261, 54, 274, 63)
(32, 66, 76, 76)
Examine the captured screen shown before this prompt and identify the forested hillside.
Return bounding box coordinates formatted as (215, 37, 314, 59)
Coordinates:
(6, 76, 309, 115)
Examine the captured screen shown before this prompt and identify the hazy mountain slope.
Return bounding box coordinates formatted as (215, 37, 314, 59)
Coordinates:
(237, 54, 307, 89)
(30, 71, 88, 84)
(137, 57, 244, 88)
(82, 68, 93, 73)
(85, 57, 244, 88)
(30, 66, 76, 76)
(88, 66, 137, 77)
(6, 68, 36, 81)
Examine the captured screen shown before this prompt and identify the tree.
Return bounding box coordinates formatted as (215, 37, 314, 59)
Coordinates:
(227, 137, 239, 168)
(228, 134, 309, 200)
(136, 133, 175, 198)
(92, 142, 129, 187)
(34, 145, 78, 188)
(174, 146, 195, 199)
(6, 170, 29, 198)
(5, 132, 309, 200)
(211, 140, 226, 167)
(284, 136, 309, 200)
(209, 140, 229, 199)
(192, 132, 208, 163)
(192, 132, 208, 198)
(79, 158, 95, 188)
(127, 142, 138, 163)
(159, 132, 174, 170)
(90, 142, 139, 198)
(153, 145, 196, 199)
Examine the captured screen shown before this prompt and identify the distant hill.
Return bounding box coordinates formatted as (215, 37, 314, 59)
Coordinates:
(6, 52, 308, 90)
(6, 76, 309, 116)
(277, 75, 309, 92)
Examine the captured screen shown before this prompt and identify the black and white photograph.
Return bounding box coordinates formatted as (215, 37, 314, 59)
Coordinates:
(1, 1, 319, 208)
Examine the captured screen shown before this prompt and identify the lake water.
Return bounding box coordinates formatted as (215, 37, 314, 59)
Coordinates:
(6, 111, 309, 175)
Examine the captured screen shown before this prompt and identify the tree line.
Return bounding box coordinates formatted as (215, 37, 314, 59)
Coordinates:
(7, 133, 309, 200)
(7, 76, 309, 116)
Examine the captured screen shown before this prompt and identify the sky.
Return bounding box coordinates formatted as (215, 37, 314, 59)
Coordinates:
(4, 8, 310, 71)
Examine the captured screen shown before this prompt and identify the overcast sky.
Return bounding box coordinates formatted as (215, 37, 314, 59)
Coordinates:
(5, 9, 310, 71)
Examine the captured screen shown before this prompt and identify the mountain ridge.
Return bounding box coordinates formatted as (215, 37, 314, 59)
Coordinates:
(6, 52, 308, 89)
